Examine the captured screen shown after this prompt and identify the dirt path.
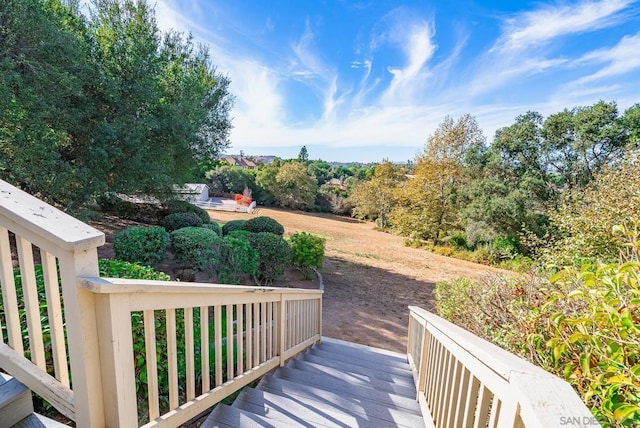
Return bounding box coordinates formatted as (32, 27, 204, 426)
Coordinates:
(207, 208, 505, 353)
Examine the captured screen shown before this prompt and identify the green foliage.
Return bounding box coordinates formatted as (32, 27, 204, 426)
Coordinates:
(98, 259, 170, 280)
(169, 227, 222, 269)
(273, 162, 318, 210)
(227, 230, 253, 240)
(206, 165, 256, 195)
(163, 212, 203, 232)
(0, 0, 233, 210)
(536, 237, 640, 425)
(288, 232, 325, 279)
(447, 233, 468, 250)
(245, 232, 291, 285)
(541, 152, 640, 266)
(243, 216, 284, 236)
(222, 219, 247, 236)
(162, 200, 211, 224)
(217, 236, 259, 284)
(201, 222, 222, 236)
(349, 162, 405, 227)
(491, 236, 519, 261)
(112, 226, 169, 265)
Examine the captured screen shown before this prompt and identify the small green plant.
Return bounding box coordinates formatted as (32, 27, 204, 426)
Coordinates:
(246, 232, 290, 285)
(170, 227, 222, 269)
(447, 233, 469, 250)
(163, 212, 203, 232)
(112, 226, 169, 265)
(201, 222, 222, 236)
(242, 216, 284, 236)
(222, 219, 247, 236)
(217, 236, 259, 284)
(162, 200, 211, 224)
(289, 232, 325, 279)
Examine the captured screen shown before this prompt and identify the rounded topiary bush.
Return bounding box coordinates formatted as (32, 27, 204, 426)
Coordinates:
(201, 222, 222, 236)
(222, 219, 247, 236)
(170, 227, 222, 268)
(112, 226, 169, 265)
(218, 236, 259, 284)
(163, 212, 203, 232)
(242, 216, 284, 236)
(246, 232, 290, 285)
(288, 232, 325, 279)
(163, 200, 211, 224)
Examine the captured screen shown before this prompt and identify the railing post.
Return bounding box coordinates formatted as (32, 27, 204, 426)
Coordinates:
(94, 293, 138, 427)
(278, 293, 286, 366)
(58, 249, 106, 427)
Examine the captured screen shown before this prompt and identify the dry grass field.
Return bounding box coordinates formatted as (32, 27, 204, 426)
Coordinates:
(207, 207, 505, 353)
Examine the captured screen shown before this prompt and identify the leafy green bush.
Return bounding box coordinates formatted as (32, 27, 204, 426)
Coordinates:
(163, 212, 203, 232)
(99, 259, 170, 280)
(222, 219, 247, 236)
(201, 222, 222, 236)
(162, 200, 211, 224)
(170, 227, 222, 269)
(491, 236, 519, 260)
(447, 233, 469, 250)
(242, 216, 284, 236)
(288, 232, 325, 279)
(112, 226, 169, 265)
(217, 236, 259, 284)
(246, 232, 290, 285)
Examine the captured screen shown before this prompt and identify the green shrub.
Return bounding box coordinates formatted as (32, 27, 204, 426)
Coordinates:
(98, 259, 170, 280)
(227, 230, 253, 240)
(448, 233, 468, 250)
(112, 226, 169, 265)
(243, 216, 284, 236)
(491, 236, 519, 260)
(170, 227, 222, 269)
(162, 200, 211, 224)
(289, 232, 325, 279)
(97, 193, 139, 218)
(222, 219, 247, 236)
(201, 222, 222, 236)
(163, 212, 203, 232)
(217, 236, 259, 284)
(246, 232, 290, 285)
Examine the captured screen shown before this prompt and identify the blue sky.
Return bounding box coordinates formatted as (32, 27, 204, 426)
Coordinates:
(153, 0, 640, 163)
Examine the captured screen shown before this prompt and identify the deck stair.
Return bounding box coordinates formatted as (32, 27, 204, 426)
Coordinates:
(0, 373, 67, 428)
(203, 337, 423, 428)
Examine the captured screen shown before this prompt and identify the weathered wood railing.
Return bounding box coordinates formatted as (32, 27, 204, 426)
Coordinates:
(407, 306, 600, 428)
(0, 179, 321, 427)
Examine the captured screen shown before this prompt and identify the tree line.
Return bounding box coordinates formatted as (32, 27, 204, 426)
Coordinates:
(0, 0, 233, 212)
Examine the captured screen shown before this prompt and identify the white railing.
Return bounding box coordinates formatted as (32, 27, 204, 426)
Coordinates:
(0, 178, 321, 427)
(407, 306, 600, 428)
(79, 277, 321, 427)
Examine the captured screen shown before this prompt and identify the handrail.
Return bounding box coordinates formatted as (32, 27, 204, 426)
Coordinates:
(81, 276, 322, 427)
(407, 306, 600, 428)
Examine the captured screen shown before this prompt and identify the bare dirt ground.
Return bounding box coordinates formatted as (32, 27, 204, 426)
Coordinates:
(204, 208, 506, 354)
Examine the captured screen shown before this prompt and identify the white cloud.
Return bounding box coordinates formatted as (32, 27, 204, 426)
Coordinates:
(495, 0, 634, 52)
(576, 32, 640, 83)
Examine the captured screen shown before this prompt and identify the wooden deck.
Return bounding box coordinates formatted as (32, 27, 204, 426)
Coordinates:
(203, 337, 424, 427)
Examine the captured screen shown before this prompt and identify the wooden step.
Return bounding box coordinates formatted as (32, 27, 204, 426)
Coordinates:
(299, 352, 415, 385)
(307, 347, 412, 371)
(203, 403, 279, 428)
(316, 337, 408, 364)
(273, 366, 420, 412)
(0, 373, 33, 427)
(285, 359, 416, 397)
(234, 386, 423, 428)
(258, 376, 423, 423)
(12, 413, 70, 428)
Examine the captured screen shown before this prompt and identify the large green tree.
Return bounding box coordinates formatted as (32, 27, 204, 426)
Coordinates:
(0, 0, 233, 211)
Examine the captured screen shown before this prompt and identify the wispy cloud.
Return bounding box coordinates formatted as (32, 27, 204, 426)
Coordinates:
(576, 32, 640, 83)
(494, 0, 634, 52)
